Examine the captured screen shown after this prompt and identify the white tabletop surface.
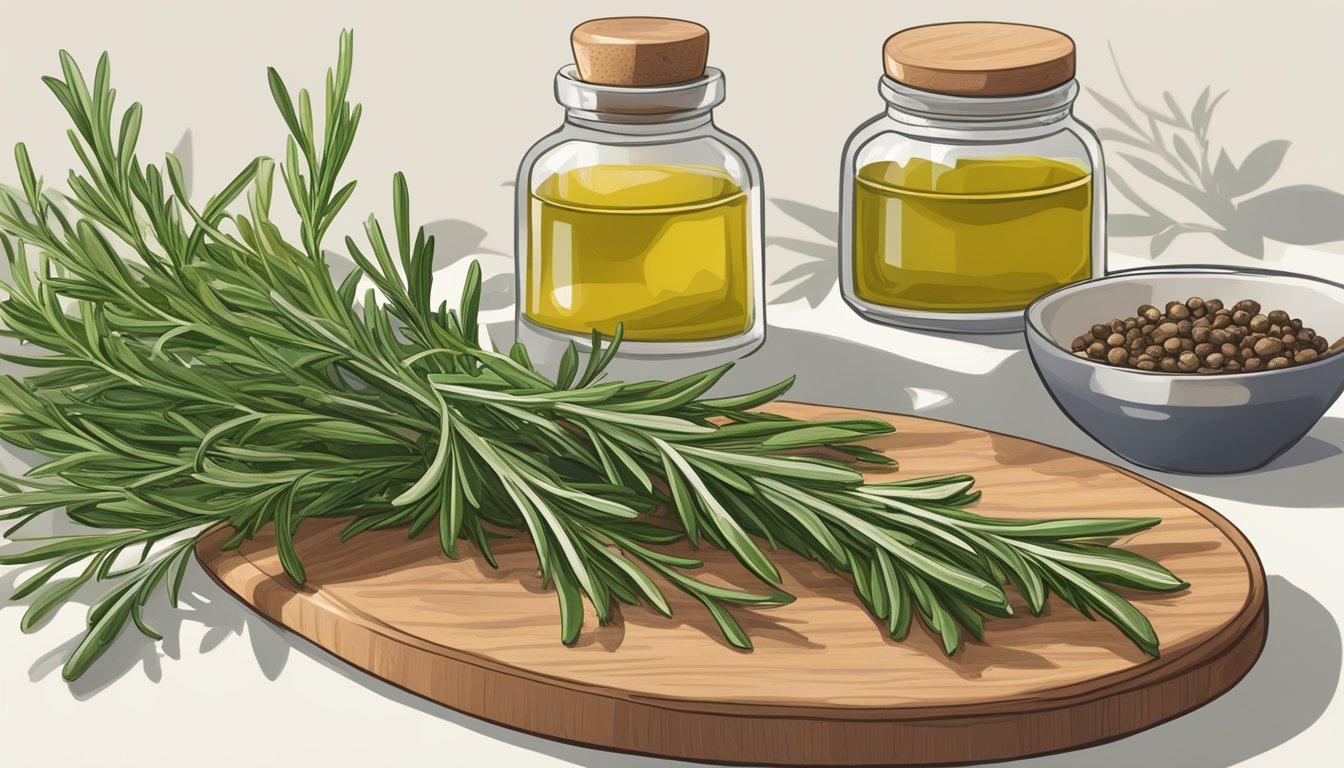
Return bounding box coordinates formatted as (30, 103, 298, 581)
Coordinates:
(1, 2, 1340, 766)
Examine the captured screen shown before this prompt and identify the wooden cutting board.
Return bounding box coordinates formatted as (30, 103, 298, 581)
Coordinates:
(196, 403, 1267, 766)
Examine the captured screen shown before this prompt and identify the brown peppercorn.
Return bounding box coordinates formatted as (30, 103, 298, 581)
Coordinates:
(1071, 298, 1331, 375)
(1254, 337, 1285, 357)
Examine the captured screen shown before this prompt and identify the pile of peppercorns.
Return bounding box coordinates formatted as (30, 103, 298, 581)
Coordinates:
(1069, 298, 1337, 373)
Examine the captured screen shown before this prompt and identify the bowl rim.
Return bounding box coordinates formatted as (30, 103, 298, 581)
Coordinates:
(1024, 265, 1344, 380)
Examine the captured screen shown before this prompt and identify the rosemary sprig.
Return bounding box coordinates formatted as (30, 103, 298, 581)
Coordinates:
(0, 32, 1186, 682)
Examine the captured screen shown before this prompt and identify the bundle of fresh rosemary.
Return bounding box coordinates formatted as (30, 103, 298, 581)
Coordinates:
(0, 32, 1186, 682)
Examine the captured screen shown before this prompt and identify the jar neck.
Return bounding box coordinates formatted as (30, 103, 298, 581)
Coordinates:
(880, 77, 1079, 132)
(564, 112, 713, 135)
(555, 66, 724, 135)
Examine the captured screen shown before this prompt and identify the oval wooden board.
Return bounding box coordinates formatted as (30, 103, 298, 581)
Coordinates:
(196, 403, 1267, 766)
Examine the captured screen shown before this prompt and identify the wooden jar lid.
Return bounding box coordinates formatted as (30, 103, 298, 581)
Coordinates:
(572, 17, 709, 86)
(883, 22, 1076, 96)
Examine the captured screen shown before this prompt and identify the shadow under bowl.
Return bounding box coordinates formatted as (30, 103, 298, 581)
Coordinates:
(1025, 267, 1344, 474)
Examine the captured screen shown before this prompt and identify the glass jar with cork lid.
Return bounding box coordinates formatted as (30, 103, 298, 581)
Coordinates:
(839, 22, 1105, 333)
(515, 17, 764, 373)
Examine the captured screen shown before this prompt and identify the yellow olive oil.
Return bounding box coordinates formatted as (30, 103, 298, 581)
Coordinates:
(526, 164, 751, 341)
(852, 156, 1092, 312)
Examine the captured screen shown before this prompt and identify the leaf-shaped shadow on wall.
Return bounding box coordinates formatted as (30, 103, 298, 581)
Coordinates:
(1092, 47, 1344, 258)
(767, 199, 839, 307)
(418, 219, 511, 310)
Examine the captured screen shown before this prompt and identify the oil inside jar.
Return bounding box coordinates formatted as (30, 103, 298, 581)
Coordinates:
(526, 164, 751, 341)
(852, 156, 1092, 313)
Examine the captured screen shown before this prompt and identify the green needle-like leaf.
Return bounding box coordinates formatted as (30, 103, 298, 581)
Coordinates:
(0, 31, 1187, 681)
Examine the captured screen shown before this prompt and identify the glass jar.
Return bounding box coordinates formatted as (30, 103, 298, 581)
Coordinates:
(839, 22, 1105, 333)
(514, 21, 764, 373)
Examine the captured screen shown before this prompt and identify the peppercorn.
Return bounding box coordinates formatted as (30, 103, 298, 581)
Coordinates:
(1066, 296, 1337, 375)
(1254, 337, 1284, 357)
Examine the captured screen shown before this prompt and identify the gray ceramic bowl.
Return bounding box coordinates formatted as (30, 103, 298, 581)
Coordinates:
(1025, 267, 1344, 474)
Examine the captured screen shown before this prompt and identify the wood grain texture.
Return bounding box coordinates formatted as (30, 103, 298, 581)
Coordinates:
(196, 403, 1267, 766)
(883, 22, 1076, 96)
(572, 17, 709, 86)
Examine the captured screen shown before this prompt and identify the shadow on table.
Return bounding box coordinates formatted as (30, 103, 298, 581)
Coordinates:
(723, 325, 1344, 510)
(0, 559, 292, 699)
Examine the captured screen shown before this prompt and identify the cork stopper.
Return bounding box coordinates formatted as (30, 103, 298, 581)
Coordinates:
(571, 17, 709, 86)
(883, 22, 1076, 97)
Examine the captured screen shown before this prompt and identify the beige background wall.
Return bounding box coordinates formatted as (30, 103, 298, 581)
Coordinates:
(3, 1, 1340, 276)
